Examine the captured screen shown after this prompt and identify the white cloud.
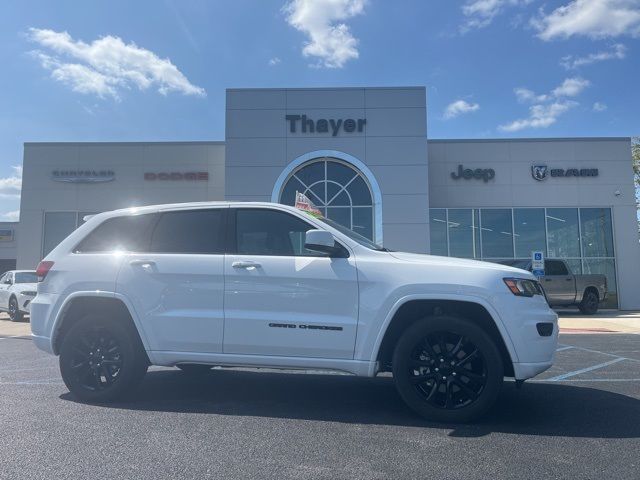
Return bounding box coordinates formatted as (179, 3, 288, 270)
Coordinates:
(0, 166, 22, 198)
(561, 43, 627, 68)
(514, 77, 590, 104)
(551, 77, 591, 96)
(0, 210, 20, 222)
(501, 77, 589, 131)
(533, 0, 640, 40)
(443, 100, 480, 119)
(27, 28, 205, 99)
(284, 0, 367, 68)
(461, 0, 533, 31)
(268, 57, 282, 66)
(499, 101, 578, 131)
(593, 101, 608, 111)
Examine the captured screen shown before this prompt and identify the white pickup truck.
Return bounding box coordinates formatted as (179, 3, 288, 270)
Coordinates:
(31, 202, 558, 422)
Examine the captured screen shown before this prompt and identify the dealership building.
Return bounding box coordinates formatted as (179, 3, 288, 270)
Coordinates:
(11, 87, 640, 309)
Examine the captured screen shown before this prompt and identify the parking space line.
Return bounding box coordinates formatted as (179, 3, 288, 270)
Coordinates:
(556, 346, 574, 352)
(545, 358, 626, 381)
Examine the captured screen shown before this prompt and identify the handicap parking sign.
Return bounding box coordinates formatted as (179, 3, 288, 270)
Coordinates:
(534, 252, 542, 261)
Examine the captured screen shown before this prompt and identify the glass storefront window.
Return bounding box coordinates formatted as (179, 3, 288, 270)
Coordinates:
(448, 209, 477, 258)
(514, 208, 546, 258)
(43, 212, 77, 257)
(546, 208, 580, 258)
(583, 258, 617, 308)
(581, 208, 614, 257)
(428, 207, 618, 308)
(279, 158, 375, 240)
(480, 209, 514, 258)
(429, 208, 448, 256)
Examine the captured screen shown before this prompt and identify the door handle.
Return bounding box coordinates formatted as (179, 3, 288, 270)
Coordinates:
(232, 261, 261, 269)
(129, 259, 156, 267)
(565, 278, 573, 282)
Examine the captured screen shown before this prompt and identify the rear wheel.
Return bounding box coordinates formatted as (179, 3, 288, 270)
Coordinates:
(59, 315, 148, 403)
(579, 290, 599, 315)
(8, 297, 23, 322)
(392, 315, 504, 423)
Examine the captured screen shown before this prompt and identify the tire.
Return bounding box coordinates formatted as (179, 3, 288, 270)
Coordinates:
(177, 364, 212, 375)
(59, 314, 148, 403)
(8, 297, 23, 322)
(578, 290, 599, 315)
(392, 315, 504, 423)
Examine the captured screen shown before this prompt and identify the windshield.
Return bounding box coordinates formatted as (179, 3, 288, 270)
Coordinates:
(14, 272, 37, 283)
(313, 215, 386, 251)
(497, 259, 531, 270)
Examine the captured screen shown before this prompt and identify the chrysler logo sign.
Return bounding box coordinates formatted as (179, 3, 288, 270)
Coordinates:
(52, 170, 115, 183)
(531, 165, 599, 181)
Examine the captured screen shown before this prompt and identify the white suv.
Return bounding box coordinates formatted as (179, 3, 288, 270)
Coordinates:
(31, 202, 558, 422)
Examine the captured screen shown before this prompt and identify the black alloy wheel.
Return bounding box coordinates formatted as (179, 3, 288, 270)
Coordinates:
(579, 291, 599, 315)
(393, 316, 504, 423)
(407, 331, 487, 410)
(59, 315, 148, 403)
(66, 326, 123, 391)
(8, 297, 23, 322)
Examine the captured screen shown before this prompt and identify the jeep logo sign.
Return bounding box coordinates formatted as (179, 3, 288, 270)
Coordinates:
(285, 115, 366, 136)
(451, 165, 496, 182)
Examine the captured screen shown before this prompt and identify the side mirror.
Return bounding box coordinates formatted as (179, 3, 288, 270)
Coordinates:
(304, 229, 342, 256)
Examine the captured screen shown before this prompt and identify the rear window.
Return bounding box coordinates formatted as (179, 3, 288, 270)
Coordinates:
(546, 260, 569, 276)
(74, 214, 158, 253)
(149, 209, 225, 254)
(14, 272, 38, 283)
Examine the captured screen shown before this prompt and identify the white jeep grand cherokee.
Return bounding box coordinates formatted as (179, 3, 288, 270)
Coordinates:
(31, 202, 558, 422)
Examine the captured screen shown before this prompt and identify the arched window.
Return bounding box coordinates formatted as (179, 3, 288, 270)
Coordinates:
(279, 158, 375, 241)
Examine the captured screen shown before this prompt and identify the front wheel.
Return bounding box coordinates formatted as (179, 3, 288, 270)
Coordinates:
(392, 315, 504, 423)
(579, 290, 599, 315)
(59, 315, 148, 403)
(8, 297, 23, 322)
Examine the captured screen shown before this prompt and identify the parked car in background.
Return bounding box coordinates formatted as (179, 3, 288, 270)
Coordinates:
(30, 202, 558, 423)
(499, 259, 607, 315)
(0, 270, 38, 322)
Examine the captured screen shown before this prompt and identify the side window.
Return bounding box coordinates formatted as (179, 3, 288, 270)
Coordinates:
(150, 209, 225, 254)
(546, 260, 568, 276)
(75, 214, 158, 253)
(0, 273, 7, 284)
(235, 209, 326, 257)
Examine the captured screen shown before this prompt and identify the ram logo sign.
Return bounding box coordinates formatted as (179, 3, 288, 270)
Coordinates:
(531, 165, 548, 181)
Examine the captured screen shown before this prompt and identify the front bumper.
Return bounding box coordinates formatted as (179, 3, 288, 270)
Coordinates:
(17, 293, 37, 313)
(491, 292, 559, 380)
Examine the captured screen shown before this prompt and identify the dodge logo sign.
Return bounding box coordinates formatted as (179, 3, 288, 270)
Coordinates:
(531, 165, 548, 181)
(144, 172, 209, 181)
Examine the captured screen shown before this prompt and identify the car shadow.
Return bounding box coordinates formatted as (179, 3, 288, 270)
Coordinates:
(60, 369, 640, 439)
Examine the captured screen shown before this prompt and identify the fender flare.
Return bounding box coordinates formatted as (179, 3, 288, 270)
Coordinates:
(51, 291, 152, 355)
(367, 293, 519, 372)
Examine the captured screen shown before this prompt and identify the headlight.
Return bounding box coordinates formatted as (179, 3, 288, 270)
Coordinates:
(20, 291, 37, 296)
(503, 278, 543, 297)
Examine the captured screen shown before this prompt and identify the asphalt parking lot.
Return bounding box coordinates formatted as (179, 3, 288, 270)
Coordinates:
(1, 325, 638, 479)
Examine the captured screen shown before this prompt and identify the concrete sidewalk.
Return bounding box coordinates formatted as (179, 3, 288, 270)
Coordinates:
(2, 311, 639, 338)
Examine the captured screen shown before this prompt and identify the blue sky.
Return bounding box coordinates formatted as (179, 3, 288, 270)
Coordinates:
(1, 0, 639, 220)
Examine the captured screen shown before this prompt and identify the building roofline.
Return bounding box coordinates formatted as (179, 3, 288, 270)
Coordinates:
(226, 86, 425, 92)
(24, 141, 225, 147)
(428, 137, 631, 143)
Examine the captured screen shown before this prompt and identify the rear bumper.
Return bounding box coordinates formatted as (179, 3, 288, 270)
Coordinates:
(29, 293, 61, 354)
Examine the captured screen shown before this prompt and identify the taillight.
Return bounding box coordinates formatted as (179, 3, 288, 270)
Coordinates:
(36, 261, 54, 282)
